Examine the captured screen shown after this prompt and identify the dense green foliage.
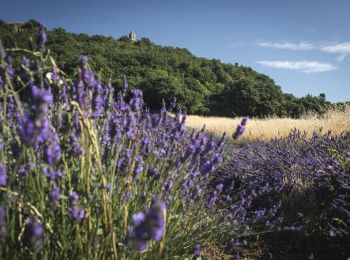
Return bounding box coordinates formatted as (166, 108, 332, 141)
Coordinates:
(0, 20, 339, 117)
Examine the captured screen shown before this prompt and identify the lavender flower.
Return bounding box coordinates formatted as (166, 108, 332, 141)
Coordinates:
(73, 80, 87, 109)
(49, 185, 61, 210)
(43, 168, 63, 182)
(18, 162, 34, 177)
(78, 56, 95, 87)
(117, 149, 132, 173)
(0, 207, 6, 242)
(4, 56, 14, 79)
(68, 206, 85, 223)
(123, 75, 129, 90)
(0, 162, 7, 187)
(232, 124, 245, 140)
(24, 217, 44, 252)
(232, 117, 248, 139)
(125, 200, 166, 252)
(43, 132, 61, 166)
(194, 244, 201, 257)
(69, 133, 84, 157)
(36, 22, 47, 51)
(133, 156, 144, 179)
(67, 191, 84, 223)
(106, 183, 111, 193)
(129, 89, 144, 112)
(0, 77, 3, 92)
(93, 93, 104, 116)
(241, 116, 249, 126)
(19, 86, 52, 145)
(78, 56, 88, 68)
(68, 191, 80, 202)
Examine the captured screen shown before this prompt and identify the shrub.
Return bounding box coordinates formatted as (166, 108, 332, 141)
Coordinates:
(0, 25, 232, 259)
(216, 129, 350, 257)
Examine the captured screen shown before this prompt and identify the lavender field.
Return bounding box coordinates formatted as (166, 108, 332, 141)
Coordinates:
(0, 24, 349, 259)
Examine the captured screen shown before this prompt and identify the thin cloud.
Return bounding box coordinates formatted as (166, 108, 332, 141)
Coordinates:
(258, 41, 316, 50)
(256, 60, 336, 73)
(257, 40, 350, 61)
(320, 42, 350, 61)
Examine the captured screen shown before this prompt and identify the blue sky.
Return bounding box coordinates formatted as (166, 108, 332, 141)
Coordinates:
(1, 0, 349, 102)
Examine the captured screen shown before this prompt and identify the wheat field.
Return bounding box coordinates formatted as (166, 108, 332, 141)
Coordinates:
(184, 106, 350, 140)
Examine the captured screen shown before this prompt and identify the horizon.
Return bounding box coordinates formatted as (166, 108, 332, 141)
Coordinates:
(1, 0, 349, 102)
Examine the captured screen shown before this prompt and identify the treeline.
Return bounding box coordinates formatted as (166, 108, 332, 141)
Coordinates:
(0, 19, 344, 117)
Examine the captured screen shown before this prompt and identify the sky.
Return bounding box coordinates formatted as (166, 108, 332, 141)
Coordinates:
(1, 0, 349, 102)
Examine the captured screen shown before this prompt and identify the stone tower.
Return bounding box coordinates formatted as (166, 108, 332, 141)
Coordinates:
(129, 30, 136, 42)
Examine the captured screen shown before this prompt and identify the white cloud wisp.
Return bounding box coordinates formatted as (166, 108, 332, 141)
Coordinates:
(255, 60, 336, 73)
(320, 42, 350, 61)
(258, 41, 316, 50)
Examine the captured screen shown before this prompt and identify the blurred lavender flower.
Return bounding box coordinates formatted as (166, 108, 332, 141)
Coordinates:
(164, 181, 173, 192)
(117, 149, 132, 173)
(43, 132, 61, 166)
(18, 164, 27, 176)
(5, 57, 14, 79)
(129, 89, 144, 112)
(124, 200, 166, 252)
(0, 162, 7, 187)
(78, 56, 88, 68)
(24, 217, 44, 252)
(68, 191, 80, 202)
(93, 94, 104, 116)
(0, 207, 6, 242)
(106, 183, 111, 193)
(201, 153, 223, 178)
(49, 185, 61, 210)
(22, 56, 30, 68)
(232, 125, 245, 140)
(232, 116, 248, 140)
(43, 168, 63, 182)
(67, 191, 84, 223)
(133, 156, 144, 179)
(6, 95, 17, 122)
(69, 133, 84, 157)
(241, 116, 249, 126)
(18, 162, 35, 177)
(0, 77, 3, 93)
(147, 167, 160, 178)
(159, 99, 168, 125)
(32, 84, 53, 110)
(68, 206, 85, 223)
(78, 56, 95, 87)
(123, 75, 129, 90)
(19, 86, 52, 145)
(92, 79, 105, 116)
(36, 22, 47, 51)
(194, 244, 201, 257)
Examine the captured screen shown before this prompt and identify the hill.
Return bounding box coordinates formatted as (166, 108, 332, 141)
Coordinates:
(0, 19, 336, 117)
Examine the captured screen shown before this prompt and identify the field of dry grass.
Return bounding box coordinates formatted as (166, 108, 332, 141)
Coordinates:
(185, 106, 350, 141)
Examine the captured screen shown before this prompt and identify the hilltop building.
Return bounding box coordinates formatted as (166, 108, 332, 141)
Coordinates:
(129, 30, 137, 42)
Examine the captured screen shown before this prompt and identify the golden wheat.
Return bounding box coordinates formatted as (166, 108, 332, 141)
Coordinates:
(184, 106, 350, 140)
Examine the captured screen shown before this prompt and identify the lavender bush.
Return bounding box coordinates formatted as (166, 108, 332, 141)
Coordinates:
(0, 25, 234, 259)
(216, 129, 350, 257)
